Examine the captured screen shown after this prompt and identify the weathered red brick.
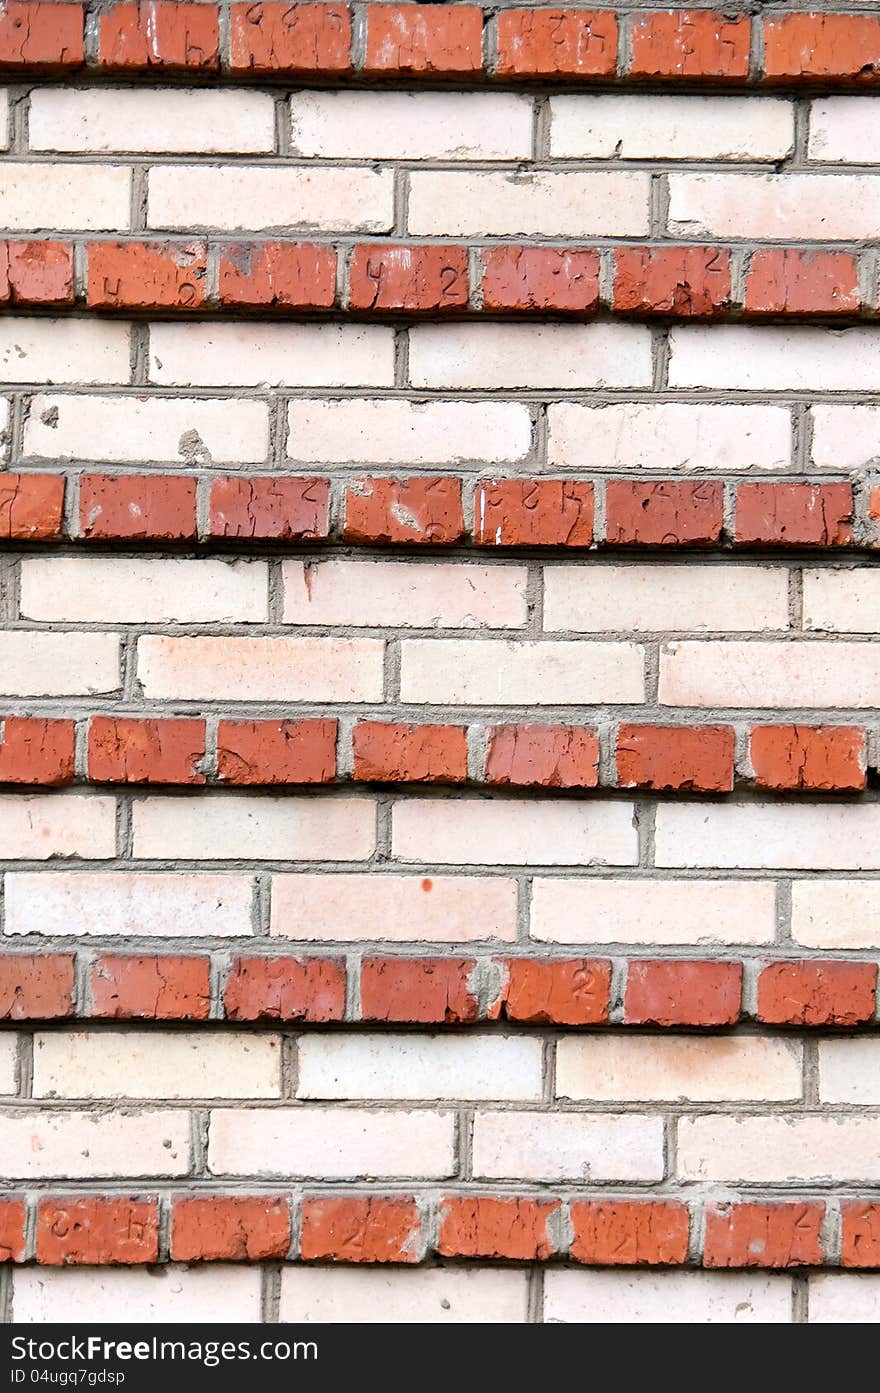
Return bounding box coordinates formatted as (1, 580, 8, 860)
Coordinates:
(353, 721, 467, 784)
(485, 724, 599, 789)
(605, 480, 723, 546)
(87, 241, 206, 311)
(704, 1203, 824, 1268)
(37, 1197, 159, 1265)
(344, 477, 465, 545)
(0, 474, 64, 541)
(171, 1196, 291, 1261)
(438, 1197, 559, 1260)
(301, 1197, 420, 1262)
(749, 725, 866, 792)
(0, 1199, 25, 1262)
(98, 1, 218, 70)
(842, 1203, 880, 1268)
(224, 956, 346, 1023)
(496, 9, 617, 78)
(473, 480, 594, 548)
(218, 242, 336, 309)
(0, 242, 73, 305)
(625, 960, 742, 1027)
(481, 247, 600, 312)
(0, 954, 74, 1020)
(614, 247, 731, 317)
(617, 724, 734, 793)
(349, 245, 468, 313)
(91, 955, 211, 1021)
(571, 1200, 689, 1265)
(0, 2, 83, 69)
(757, 961, 877, 1027)
(764, 14, 880, 83)
(365, 4, 481, 74)
(0, 717, 74, 786)
(209, 476, 329, 541)
(229, 2, 351, 74)
(734, 482, 853, 546)
(79, 474, 197, 542)
(745, 249, 860, 316)
(88, 717, 206, 785)
(360, 957, 478, 1024)
(217, 719, 336, 785)
(490, 958, 610, 1025)
(630, 10, 749, 79)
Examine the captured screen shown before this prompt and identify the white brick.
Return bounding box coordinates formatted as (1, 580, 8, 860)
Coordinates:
(271, 873, 518, 943)
(283, 559, 528, 629)
(20, 557, 266, 624)
(208, 1106, 455, 1179)
(809, 1275, 880, 1324)
(811, 405, 880, 472)
(557, 1036, 802, 1103)
(287, 398, 532, 467)
(472, 1111, 664, 1182)
(4, 872, 253, 938)
(656, 803, 880, 870)
(290, 91, 532, 159)
(408, 170, 650, 237)
(0, 794, 115, 860)
(150, 322, 394, 388)
(0, 1035, 18, 1094)
(545, 565, 788, 634)
(24, 394, 269, 466)
(808, 99, 879, 164)
(29, 89, 275, 154)
(0, 318, 129, 384)
(34, 1032, 281, 1100)
(803, 569, 880, 633)
(280, 1267, 528, 1324)
(550, 95, 792, 160)
(409, 322, 651, 390)
(133, 794, 375, 861)
(670, 324, 880, 390)
(137, 635, 384, 702)
(792, 880, 880, 950)
(392, 797, 637, 868)
(400, 639, 645, 705)
(0, 95, 10, 149)
(148, 165, 393, 233)
(548, 402, 792, 474)
(297, 1035, 543, 1102)
(669, 172, 880, 240)
(0, 1108, 191, 1178)
(659, 640, 880, 708)
(819, 1039, 880, 1105)
(13, 1267, 261, 1324)
(531, 878, 777, 946)
(0, 632, 119, 696)
(0, 164, 131, 231)
(545, 1271, 792, 1325)
(678, 1115, 880, 1183)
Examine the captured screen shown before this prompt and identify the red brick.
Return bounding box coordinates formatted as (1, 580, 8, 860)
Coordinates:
(0, 1200, 25, 1262)
(0, 2, 83, 68)
(0, 717, 74, 786)
(352, 721, 467, 784)
(764, 14, 880, 83)
(438, 1197, 559, 1260)
(209, 476, 329, 541)
(37, 1198, 158, 1266)
(734, 482, 853, 546)
(0, 242, 73, 305)
(757, 961, 877, 1028)
(217, 719, 336, 785)
(0, 474, 64, 541)
(301, 1197, 420, 1263)
(625, 960, 742, 1027)
(349, 244, 468, 313)
(88, 717, 206, 785)
(842, 1203, 880, 1268)
(496, 9, 616, 78)
(91, 955, 211, 1021)
(98, 1, 218, 70)
(629, 10, 749, 79)
(490, 958, 610, 1025)
(365, 4, 481, 75)
(360, 957, 478, 1024)
(224, 956, 346, 1023)
(704, 1203, 824, 1269)
(218, 242, 336, 310)
(749, 725, 866, 793)
(344, 477, 465, 546)
(87, 241, 206, 311)
(616, 724, 734, 793)
(0, 954, 74, 1020)
(171, 1196, 291, 1261)
(229, 2, 351, 74)
(481, 247, 600, 312)
(485, 724, 599, 790)
(571, 1200, 689, 1265)
(474, 480, 594, 548)
(614, 247, 731, 317)
(79, 474, 197, 542)
(605, 480, 723, 547)
(745, 249, 860, 316)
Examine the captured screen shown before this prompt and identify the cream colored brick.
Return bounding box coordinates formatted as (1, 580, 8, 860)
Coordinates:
(297, 1035, 543, 1102)
(531, 879, 776, 946)
(409, 323, 651, 390)
(133, 794, 375, 861)
(148, 165, 393, 233)
(0, 319, 129, 384)
(20, 557, 266, 624)
(29, 89, 275, 154)
(34, 1032, 280, 1100)
(0, 794, 115, 860)
(472, 1111, 664, 1182)
(137, 635, 384, 702)
(283, 559, 528, 630)
(271, 873, 518, 943)
(0, 1108, 191, 1178)
(809, 1275, 880, 1324)
(792, 880, 880, 950)
(0, 164, 131, 231)
(0, 95, 10, 149)
(287, 398, 532, 467)
(400, 639, 645, 705)
(280, 1267, 528, 1324)
(0, 632, 119, 696)
(150, 322, 394, 388)
(392, 797, 637, 867)
(660, 640, 880, 708)
(808, 99, 879, 164)
(656, 802, 880, 870)
(550, 95, 792, 160)
(678, 1115, 880, 1183)
(557, 1036, 802, 1103)
(669, 172, 880, 239)
(819, 1040, 880, 1105)
(0, 1036, 17, 1094)
(408, 170, 650, 237)
(670, 325, 880, 390)
(544, 565, 788, 634)
(545, 1271, 792, 1325)
(803, 569, 880, 633)
(548, 403, 791, 474)
(208, 1106, 455, 1179)
(4, 872, 253, 938)
(811, 405, 880, 471)
(13, 1267, 261, 1324)
(291, 91, 532, 159)
(24, 394, 269, 466)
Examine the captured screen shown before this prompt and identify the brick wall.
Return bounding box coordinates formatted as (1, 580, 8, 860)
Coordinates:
(3, 0, 880, 1325)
